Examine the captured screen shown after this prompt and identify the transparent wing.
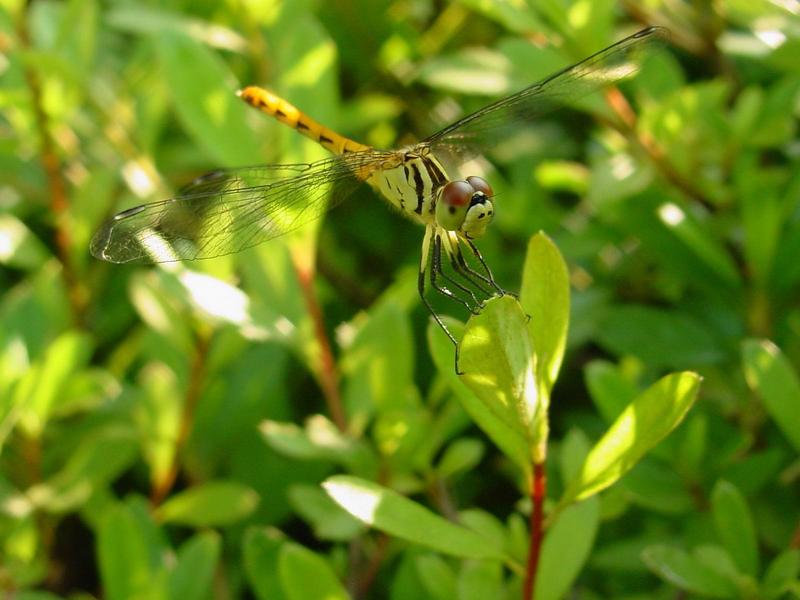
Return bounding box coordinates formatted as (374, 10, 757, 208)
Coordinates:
(91, 150, 397, 264)
(423, 27, 667, 161)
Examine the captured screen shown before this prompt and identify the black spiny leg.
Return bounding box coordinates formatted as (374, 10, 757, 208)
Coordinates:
(464, 237, 506, 295)
(433, 234, 481, 313)
(448, 239, 495, 299)
(430, 233, 477, 314)
(418, 226, 463, 374)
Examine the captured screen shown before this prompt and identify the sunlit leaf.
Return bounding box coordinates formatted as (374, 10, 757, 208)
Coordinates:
(520, 232, 570, 397)
(288, 484, 364, 541)
(560, 372, 701, 505)
(458, 295, 539, 456)
(323, 475, 507, 561)
(428, 318, 530, 472)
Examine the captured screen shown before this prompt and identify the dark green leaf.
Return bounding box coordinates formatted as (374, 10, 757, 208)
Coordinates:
(711, 480, 759, 577)
(243, 528, 286, 600)
(763, 549, 800, 600)
(415, 554, 457, 600)
(278, 542, 350, 600)
(742, 339, 800, 452)
(535, 498, 600, 600)
(98, 504, 167, 600)
(156, 31, 261, 166)
(169, 532, 220, 600)
(642, 545, 739, 598)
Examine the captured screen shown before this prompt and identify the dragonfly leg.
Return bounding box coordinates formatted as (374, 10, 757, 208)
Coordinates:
(419, 227, 464, 373)
(430, 233, 479, 314)
(444, 232, 495, 299)
(434, 234, 481, 312)
(463, 237, 506, 295)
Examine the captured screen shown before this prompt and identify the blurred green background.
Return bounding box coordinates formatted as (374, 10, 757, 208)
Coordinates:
(2, 0, 800, 598)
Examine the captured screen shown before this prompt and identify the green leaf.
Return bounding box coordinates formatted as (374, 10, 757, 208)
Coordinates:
(341, 299, 415, 418)
(437, 438, 485, 479)
(558, 428, 591, 484)
(535, 497, 600, 600)
(655, 201, 741, 288)
(287, 484, 364, 541)
(742, 339, 800, 452)
(520, 232, 570, 397)
(597, 306, 723, 369)
(107, 5, 246, 51)
(763, 549, 800, 600)
(457, 560, 503, 600)
(642, 545, 739, 598)
(323, 476, 507, 561)
(156, 31, 261, 167)
(458, 296, 540, 456)
(278, 542, 350, 600)
(260, 415, 374, 473)
(243, 528, 286, 600)
(453, 0, 544, 33)
(584, 360, 640, 423)
(15, 330, 91, 436)
(156, 481, 259, 526)
(169, 532, 220, 600)
(428, 318, 530, 472)
(620, 460, 694, 515)
(416, 554, 457, 600)
(32, 426, 138, 513)
(560, 372, 701, 505)
(711, 480, 758, 577)
(98, 504, 167, 600)
(0, 214, 49, 269)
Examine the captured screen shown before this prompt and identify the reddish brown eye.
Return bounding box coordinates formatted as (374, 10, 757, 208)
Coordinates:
(442, 180, 473, 206)
(466, 176, 493, 197)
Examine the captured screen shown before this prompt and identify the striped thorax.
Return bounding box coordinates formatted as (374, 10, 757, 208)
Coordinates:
(238, 86, 495, 240)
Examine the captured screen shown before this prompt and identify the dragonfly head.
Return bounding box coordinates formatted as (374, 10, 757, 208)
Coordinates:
(436, 176, 494, 238)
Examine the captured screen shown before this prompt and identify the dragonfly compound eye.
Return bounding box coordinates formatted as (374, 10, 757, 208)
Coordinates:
(436, 180, 473, 230)
(466, 176, 493, 198)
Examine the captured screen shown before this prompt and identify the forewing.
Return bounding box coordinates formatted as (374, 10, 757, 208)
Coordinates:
(91, 151, 393, 264)
(424, 27, 667, 162)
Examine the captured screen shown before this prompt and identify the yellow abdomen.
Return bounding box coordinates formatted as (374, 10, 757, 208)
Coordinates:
(238, 86, 370, 156)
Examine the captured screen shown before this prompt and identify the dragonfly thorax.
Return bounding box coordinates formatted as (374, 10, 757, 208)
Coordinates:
(436, 176, 494, 239)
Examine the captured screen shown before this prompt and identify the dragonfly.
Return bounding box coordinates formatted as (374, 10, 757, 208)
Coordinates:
(92, 26, 665, 351)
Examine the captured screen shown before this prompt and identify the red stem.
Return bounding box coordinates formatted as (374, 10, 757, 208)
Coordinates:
(17, 6, 85, 324)
(523, 461, 547, 600)
(292, 255, 346, 432)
